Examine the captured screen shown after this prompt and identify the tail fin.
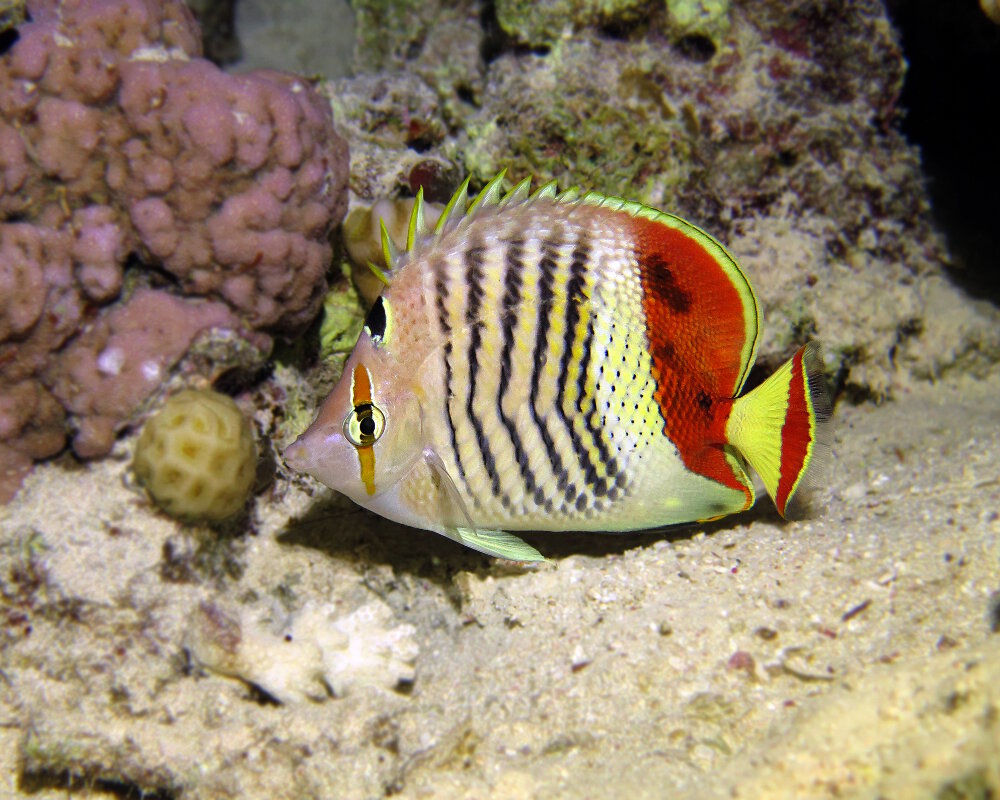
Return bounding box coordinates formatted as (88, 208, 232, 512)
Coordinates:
(725, 343, 832, 517)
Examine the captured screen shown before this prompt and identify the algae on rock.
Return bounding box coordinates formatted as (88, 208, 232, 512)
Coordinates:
(494, 0, 655, 46)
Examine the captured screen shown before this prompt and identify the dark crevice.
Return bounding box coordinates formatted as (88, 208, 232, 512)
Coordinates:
(0, 26, 19, 55)
(479, 0, 506, 65)
(597, 5, 656, 41)
(20, 770, 178, 800)
(886, 0, 1000, 303)
(478, 0, 550, 64)
(674, 33, 717, 62)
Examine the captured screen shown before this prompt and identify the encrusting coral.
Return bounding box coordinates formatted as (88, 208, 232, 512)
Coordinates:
(0, 0, 349, 501)
(132, 389, 257, 521)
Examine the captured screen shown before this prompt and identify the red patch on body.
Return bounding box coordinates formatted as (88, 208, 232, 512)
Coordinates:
(629, 214, 752, 498)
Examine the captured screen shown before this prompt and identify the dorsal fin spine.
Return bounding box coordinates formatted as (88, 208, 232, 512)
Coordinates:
(467, 169, 507, 215)
(556, 186, 580, 203)
(532, 180, 558, 200)
(406, 187, 425, 252)
(367, 262, 391, 285)
(500, 176, 532, 207)
(380, 218, 399, 268)
(434, 175, 472, 235)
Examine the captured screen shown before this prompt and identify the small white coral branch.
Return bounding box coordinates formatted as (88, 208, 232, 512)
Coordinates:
(187, 598, 418, 704)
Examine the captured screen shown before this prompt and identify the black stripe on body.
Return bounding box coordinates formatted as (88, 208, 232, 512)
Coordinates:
(434, 262, 468, 490)
(528, 233, 568, 513)
(573, 318, 626, 499)
(552, 237, 617, 511)
(463, 241, 508, 507)
(496, 238, 540, 506)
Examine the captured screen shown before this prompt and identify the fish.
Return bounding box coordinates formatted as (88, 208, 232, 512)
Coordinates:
(284, 171, 832, 561)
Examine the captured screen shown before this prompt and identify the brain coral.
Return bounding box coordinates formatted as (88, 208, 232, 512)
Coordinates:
(133, 389, 257, 522)
(0, 0, 349, 500)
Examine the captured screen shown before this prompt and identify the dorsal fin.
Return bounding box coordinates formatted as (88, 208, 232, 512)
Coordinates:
(434, 175, 472, 235)
(556, 186, 581, 203)
(500, 176, 532, 207)
(466, 169, 507, 215)
(531, 180, 558, 200)
(580, 192, 630, 214)
(405, 187, 426, 252)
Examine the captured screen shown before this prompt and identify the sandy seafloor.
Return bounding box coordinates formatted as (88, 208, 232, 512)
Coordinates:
(1, 363, 998, 797)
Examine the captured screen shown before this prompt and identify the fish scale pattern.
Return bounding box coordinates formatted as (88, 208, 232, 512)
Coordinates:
(420, 199, 701, 528)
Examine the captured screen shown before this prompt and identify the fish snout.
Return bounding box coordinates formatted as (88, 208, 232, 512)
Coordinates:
(282, 437, 313, 472)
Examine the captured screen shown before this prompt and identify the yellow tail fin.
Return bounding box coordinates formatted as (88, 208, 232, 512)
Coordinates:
(725, 343, 831, 516)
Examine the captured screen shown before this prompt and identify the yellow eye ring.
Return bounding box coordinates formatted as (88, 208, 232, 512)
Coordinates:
(343, 402, 385, 448)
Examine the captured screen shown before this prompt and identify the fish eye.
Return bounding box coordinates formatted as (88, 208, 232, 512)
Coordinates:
(343, 402, 386, 447)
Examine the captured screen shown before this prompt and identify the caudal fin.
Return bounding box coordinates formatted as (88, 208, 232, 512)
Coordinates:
(725, 343, 832, 517)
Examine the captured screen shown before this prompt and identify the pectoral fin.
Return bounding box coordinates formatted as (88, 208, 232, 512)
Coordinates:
(423, 450, 546, 562)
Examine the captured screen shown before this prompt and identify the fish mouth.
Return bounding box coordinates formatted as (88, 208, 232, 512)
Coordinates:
(283, 438, 312, 472)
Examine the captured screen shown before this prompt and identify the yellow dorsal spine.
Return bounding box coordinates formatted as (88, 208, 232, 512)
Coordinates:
(405, 187, 426, 252)
(434, 175, 472, 235)
(556, 186, 581, 203)
(366, 262, 391, 286)
(500, 176, 532, 207)
(380, 218, 399, 270)
(531, 180, 558, 200)
(466, 169, 507, 215)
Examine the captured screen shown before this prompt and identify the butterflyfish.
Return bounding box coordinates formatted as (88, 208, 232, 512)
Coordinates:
(285, 172, 832, 561)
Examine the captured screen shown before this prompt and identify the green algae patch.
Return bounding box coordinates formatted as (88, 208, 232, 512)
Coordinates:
(495, 0, 653, 46)
(663, 0, 731, 44)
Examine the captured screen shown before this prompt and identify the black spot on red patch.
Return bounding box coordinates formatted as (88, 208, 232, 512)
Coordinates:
(642, 254, 692, 313)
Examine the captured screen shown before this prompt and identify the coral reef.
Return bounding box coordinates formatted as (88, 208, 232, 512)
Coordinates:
(0, 1, 997, 798)
(0, 0, 25, 34)
(232, 0, 354, 79)
(133, 389, 257, 521)
(0, 0, 349, 500)
(331, 0, 999, 403)
(981, 0, 1000, 25)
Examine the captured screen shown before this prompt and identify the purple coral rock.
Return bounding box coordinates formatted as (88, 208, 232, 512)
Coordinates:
(46, 288, 247, 458)
(0, 0, 349, 501)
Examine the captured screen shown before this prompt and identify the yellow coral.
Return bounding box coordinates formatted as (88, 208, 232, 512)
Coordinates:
(133, 389, 257, 521)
